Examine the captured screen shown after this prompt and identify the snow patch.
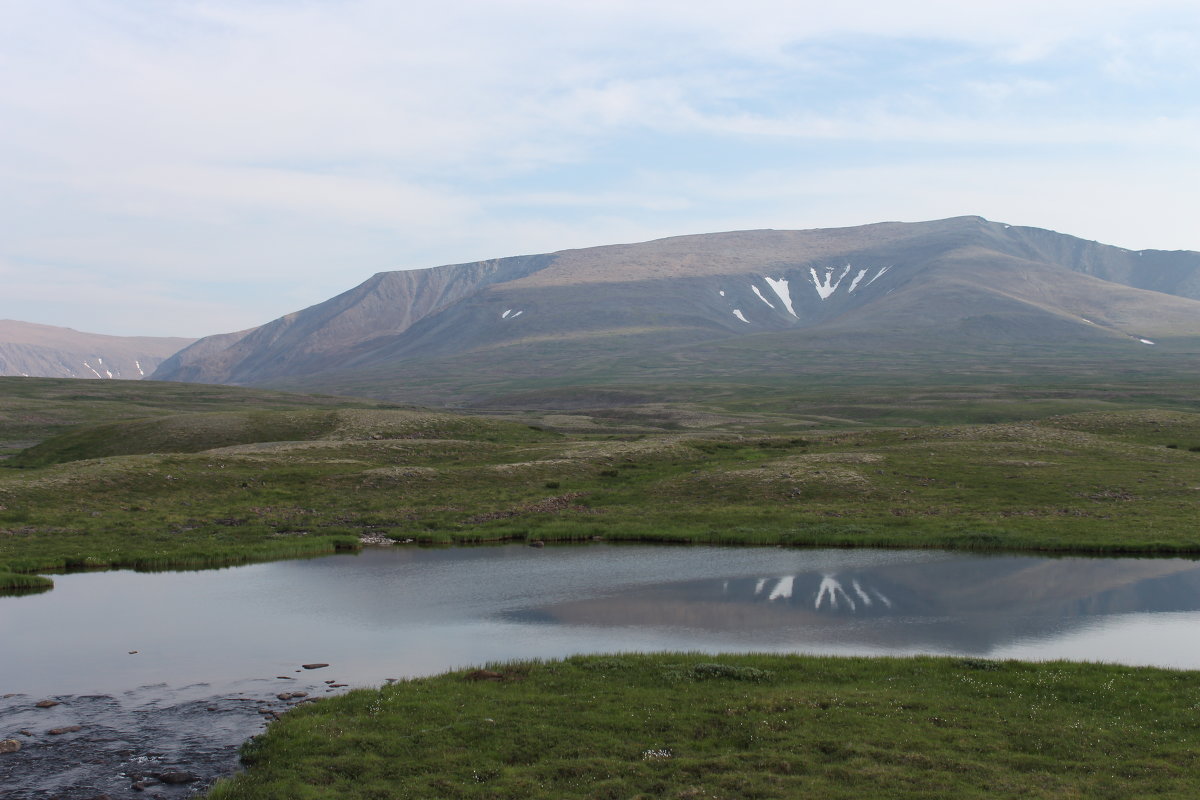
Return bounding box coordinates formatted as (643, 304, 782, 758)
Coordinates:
(1140, 339, 1155, 345)
(848, 268, 869, 293)
(768, 576, 795, 601)
(763, 277, 797, 316)
(135, 360, 144, 376)
(809, 265, 851, 300)
(511, 310, 523, 318)
(82, 361, 103, 379)
(718, 290, 725, 297)
(865, 265, 891, 286)
(732, 309, 749, 323)
(502, 309, 512, 319)
(751, 285, 775, 308)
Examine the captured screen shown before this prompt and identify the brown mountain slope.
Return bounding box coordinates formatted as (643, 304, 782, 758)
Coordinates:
(0, 321, 194, 380)
(151, 216, 1200, 390)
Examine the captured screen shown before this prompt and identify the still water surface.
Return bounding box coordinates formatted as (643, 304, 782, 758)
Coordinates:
(6, 543, 1200, 697)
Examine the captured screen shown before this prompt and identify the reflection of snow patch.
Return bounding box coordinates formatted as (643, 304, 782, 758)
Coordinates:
(718, 290, 725, 297)
(1140, 339, 1155, 345)
(848, 269, 869, 293)
(865, 265, 891, 285)
(763, 277, 797, 316)
(851, 579, 872, 606)
(815, 575, 856, 610)
(751, 285, 775, 308)
(732, 309, 749, 323)
(511, 310, 523, 318)
(768, 576, 795, 601)
(754, 578, 766, 595)
(502, 309, 512, 319)
(874, 589, 892, 608)
(809, 265, 851, 300)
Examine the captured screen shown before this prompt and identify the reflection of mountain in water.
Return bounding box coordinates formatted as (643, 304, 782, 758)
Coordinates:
(508, 556, 1200, 654)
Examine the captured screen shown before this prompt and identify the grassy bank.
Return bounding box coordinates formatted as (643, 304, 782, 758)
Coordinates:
(207, 653, 1200, 799)
(2, 407, 1200, 590)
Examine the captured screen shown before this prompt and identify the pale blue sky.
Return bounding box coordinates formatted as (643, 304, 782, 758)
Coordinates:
(2, 0, 1198, 336)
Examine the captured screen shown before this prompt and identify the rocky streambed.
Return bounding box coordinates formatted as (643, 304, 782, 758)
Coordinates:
(0, 671, 360, 799)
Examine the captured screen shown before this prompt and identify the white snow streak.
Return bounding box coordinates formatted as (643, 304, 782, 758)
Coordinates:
(848, 268, 869, 293)
(135, 360, 144, 376)
(502, 309, 512, 319)
(82, 361, 103, 379)
(751, 285, 775, 308)
(732, 309, 749, 323)
(865, 265, 891, 286)
(1140, 338, 1155, 345)
(809, 265, 851, 300)
(768, 576, 795, 601)
(511, 310, 523, 318)
(763, 277, 797, 316)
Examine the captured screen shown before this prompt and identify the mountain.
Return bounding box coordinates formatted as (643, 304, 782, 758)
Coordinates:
(152, 216, 1200, 401)
(0, 320, 194, 380)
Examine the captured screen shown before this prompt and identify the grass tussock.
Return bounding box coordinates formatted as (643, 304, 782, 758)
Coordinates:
(206, 653, 1200, 799)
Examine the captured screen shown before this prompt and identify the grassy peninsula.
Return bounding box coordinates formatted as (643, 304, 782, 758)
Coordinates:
(207, 653, 1200, 799)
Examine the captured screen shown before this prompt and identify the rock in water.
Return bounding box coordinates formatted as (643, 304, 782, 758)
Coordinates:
(0, 739, 21, 754)
(301, 663, 329, 670)
(47, 725, 82, 735)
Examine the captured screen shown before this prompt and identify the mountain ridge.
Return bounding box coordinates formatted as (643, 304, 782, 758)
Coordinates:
(0, 320, 194, 380)
(151, 216, 1200, 395)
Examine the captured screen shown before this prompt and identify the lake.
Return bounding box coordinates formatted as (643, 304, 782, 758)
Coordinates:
(4, 543, 1200, 798)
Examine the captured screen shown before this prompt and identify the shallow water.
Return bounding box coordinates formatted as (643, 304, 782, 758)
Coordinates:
(3, 543, 1200, 797)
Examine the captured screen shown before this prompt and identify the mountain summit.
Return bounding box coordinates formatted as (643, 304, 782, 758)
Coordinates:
(152, 216, 1200, 397)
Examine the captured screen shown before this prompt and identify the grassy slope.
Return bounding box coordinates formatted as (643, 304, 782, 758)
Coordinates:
(3, 406, 1199, 592)
(207, 653, 1200, 799)
(0, 377, 384, 457)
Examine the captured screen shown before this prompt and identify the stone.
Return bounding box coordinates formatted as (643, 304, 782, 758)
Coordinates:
(155, 770, 198, 784)
(47, 725, 82, 735)
(35, 699, 60, 708)
(0, 739, 21, 754)
(528, 540, 545, 548)
(301, 663, 329, 670)
(465, 669, 504, 681)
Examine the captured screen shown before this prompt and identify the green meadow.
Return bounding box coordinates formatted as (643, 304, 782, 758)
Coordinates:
(207, 653, 1200, 799)
(2, 386, 1199, 591)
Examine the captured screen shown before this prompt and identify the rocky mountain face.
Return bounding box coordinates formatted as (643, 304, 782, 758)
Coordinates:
(0, 321, 193, 380)
(152, 216, 1200, 392)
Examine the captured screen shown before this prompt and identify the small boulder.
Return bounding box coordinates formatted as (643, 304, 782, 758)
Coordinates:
(35, 700, 60, 708)
(47, 725, 82, 735)
(155, 770, 198, 784)
(465, 669, 504, 682)
(0, 739, 21, 754)
(301, 663, 329, 670)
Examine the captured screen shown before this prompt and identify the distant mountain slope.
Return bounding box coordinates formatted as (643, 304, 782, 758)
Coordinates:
(152, 216, 1200, 392)
(0, 320, 194, 380)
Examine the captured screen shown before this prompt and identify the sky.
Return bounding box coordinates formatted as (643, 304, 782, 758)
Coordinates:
(1, 0, 1198, 338)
